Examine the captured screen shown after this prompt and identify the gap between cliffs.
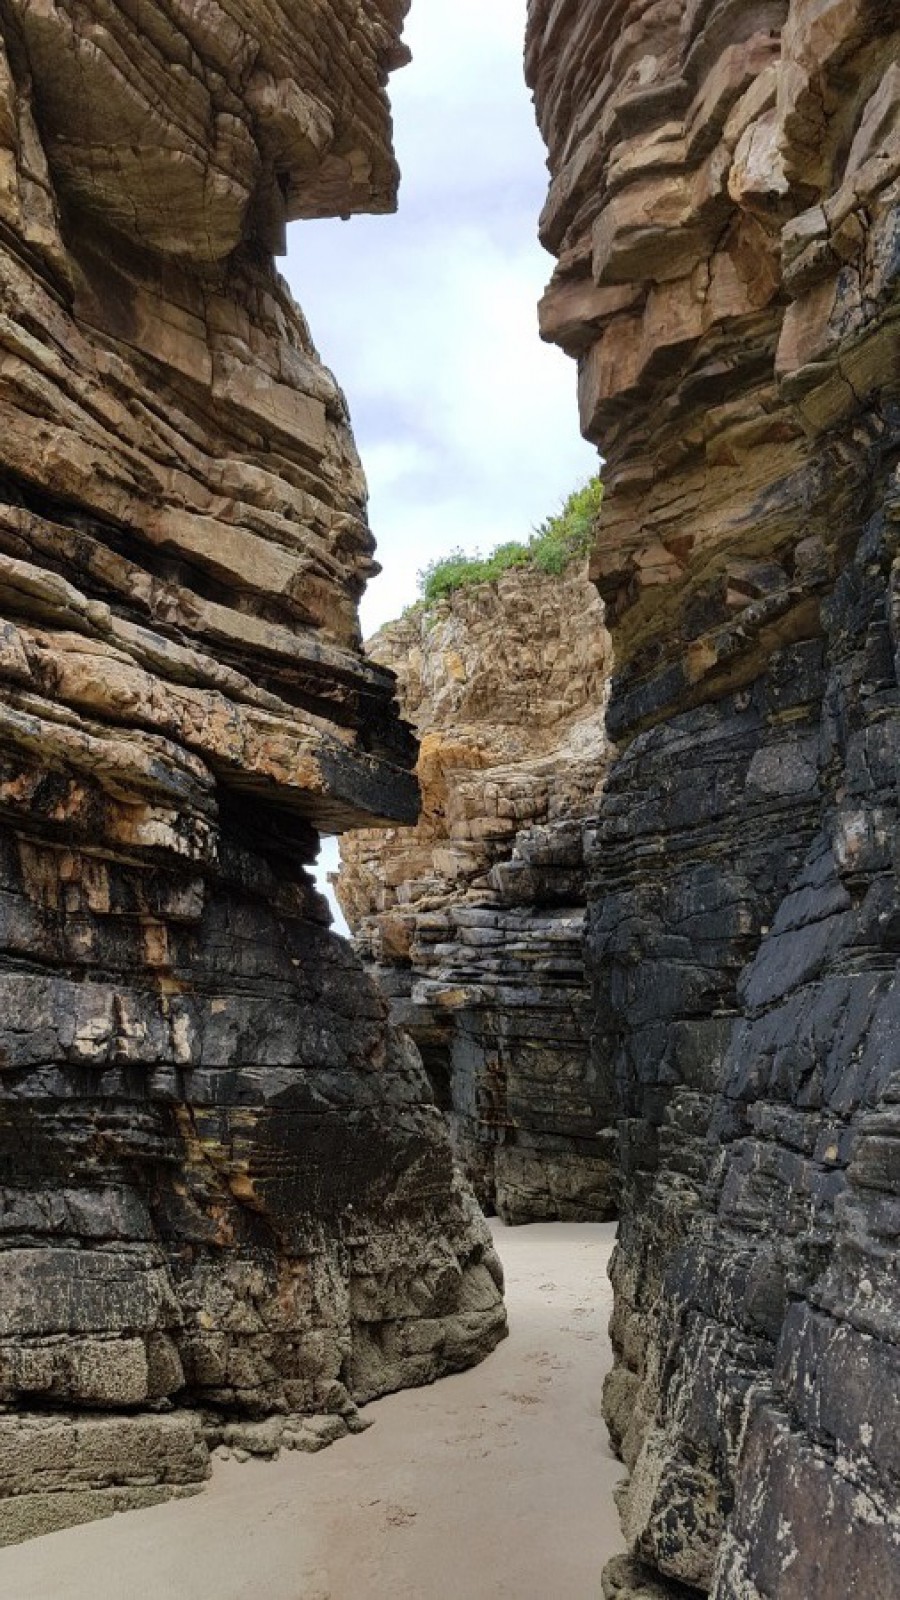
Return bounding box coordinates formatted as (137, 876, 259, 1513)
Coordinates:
(0, 1222, 620, 1600)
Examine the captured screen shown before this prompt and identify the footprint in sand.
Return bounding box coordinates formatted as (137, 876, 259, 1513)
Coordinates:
(502, 1390, 542, 1408)
(386, 1504, 418, 1527)
(527, 1351, 564, 1369)
(294, 1570, 331, 1599)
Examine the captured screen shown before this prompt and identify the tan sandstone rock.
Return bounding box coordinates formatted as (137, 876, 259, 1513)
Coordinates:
(339, 561, 619, 1223)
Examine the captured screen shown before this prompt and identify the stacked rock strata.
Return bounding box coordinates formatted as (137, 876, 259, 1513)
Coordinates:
(0, 0, 506, 1545)
(527, 1, 900, 1596)
(338, 564, 618, 1224)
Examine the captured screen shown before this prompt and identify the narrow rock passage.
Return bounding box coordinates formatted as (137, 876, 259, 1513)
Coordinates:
(0, 1222, 621, 1600)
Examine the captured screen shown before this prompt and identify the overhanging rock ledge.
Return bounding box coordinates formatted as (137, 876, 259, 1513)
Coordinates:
(0, 0, 506, 1544)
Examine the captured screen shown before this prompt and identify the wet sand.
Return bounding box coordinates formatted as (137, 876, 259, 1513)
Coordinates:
(0, 1221, 623, 1600)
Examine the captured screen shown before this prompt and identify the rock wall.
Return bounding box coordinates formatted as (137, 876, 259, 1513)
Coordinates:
(338, 563, 619, 1223)
(527, 1, 900, 1595)
(0, 0, 506, 1544)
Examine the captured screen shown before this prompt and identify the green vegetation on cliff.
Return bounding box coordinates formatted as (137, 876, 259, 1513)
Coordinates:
(415, 477, 602, 607)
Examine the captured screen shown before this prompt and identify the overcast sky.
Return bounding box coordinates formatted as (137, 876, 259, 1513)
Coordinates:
(290, 0, 597, 927)
(283, 0, 597, 640)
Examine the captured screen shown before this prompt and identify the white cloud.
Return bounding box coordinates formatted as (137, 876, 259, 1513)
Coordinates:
(283, 0, 597, 638)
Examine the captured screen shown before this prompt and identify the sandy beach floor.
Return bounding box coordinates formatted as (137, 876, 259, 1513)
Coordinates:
(0, 1220, 623, 1600)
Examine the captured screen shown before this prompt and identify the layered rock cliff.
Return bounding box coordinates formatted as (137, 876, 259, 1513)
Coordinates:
(0, 0, 506, 1544)
(339, 561, 617, 1223)
(527, 1, 900, 1595)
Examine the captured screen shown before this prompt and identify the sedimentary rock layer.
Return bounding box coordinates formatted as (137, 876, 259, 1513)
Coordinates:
(339, 564, 618, 1223)
(0, 0, 506, 1543)
(527, 1, 900, 1595)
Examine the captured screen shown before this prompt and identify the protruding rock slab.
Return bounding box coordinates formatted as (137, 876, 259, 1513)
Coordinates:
(0, 0, 505, 1543)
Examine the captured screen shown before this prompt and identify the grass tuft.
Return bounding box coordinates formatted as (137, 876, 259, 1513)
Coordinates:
(414, 477, 603, 608)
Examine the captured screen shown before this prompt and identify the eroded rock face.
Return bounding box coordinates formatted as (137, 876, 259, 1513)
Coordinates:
(527, 1, 900, 1595)
(338, 563, 619, 1223)
(0, 0, 506, 1543)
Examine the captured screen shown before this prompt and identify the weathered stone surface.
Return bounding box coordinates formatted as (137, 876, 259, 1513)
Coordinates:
(0, 1411, 210, 1544)
(528, 0, 900, 1594)
(0, 0, 506, 1543)
(339, 563, 618, 1223)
